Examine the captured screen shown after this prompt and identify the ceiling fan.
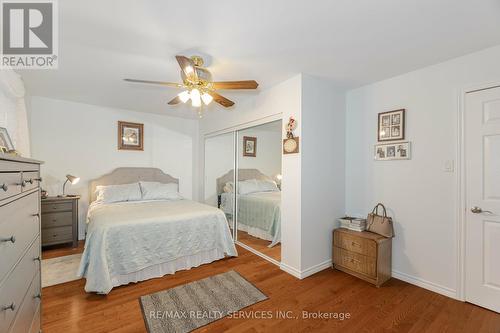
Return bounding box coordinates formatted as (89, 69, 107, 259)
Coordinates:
(124, 55, 259, 115)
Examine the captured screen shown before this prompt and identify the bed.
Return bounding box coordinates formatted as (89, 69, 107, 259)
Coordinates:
(77, 167, 237, 294)
(217, 169, 281, 247)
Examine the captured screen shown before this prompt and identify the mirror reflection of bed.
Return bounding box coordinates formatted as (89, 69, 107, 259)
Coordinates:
(204, 120, 282, 263)
(218, 169, 281, 261)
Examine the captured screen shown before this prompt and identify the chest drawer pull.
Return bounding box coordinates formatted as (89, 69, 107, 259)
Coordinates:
(34, 256, 41, 262)
(34, 294, 41, 300)
(23, 179, 34, 186)
(1, 236, 15, 243)
(32, 213, 40, 218)
(1, 183, 7, 191)
(34, 177, 42, 182)
(2, 303, 16, 311)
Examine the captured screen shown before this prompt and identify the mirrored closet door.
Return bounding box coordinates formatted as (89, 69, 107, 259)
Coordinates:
(236, 120, 282, 262)
(204, 132, 235, 234)
(204, 119, 282, 263)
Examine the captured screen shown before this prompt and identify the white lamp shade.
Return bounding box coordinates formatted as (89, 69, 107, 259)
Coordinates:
(178, 90, 190, 103)
(66, 174, 80, 184)
(191, 88, 201, 107)
(201, 92, 213, 105)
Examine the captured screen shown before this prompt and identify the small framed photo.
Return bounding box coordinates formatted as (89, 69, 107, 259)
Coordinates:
(243, 136, 257, 157)
(378, 109, 405, 141)
(118, 121, 144, 151)
(374, 141, 411, 161)
(0, 127, 15, 152)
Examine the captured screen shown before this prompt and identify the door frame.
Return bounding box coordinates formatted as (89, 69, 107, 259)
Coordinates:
(457, 80, 500, 301)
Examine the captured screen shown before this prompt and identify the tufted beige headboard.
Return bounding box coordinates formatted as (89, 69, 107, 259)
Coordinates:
(216, 169, 273, 195)
(89, 167, 179, 202)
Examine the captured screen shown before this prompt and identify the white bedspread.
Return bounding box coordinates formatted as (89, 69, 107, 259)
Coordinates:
(77, 199, 237, 294)
(221, 191, 281, 246)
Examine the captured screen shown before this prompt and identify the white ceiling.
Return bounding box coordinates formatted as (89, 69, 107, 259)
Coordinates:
(20, 0, 500, 119)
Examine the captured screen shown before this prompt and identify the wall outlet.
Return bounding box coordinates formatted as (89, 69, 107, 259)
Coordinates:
(444, 160, 455, 172)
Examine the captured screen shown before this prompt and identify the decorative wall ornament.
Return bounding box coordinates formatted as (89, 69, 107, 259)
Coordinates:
(243, 136, 257, 157)
(283, 116, 299, 154)
(0, 126, 15, 153)
(378, 109, 405, 141)
(118, 121, 144, 151)
(374, 141, 411, 161)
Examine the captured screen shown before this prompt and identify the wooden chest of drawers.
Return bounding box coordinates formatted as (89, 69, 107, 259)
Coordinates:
(41, 196, 79, 248)
(0, 155, 42, 333)
(333, 228, 392, 287)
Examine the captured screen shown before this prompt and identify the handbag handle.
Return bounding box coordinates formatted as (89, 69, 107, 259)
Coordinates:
(371, 203, 388, 218)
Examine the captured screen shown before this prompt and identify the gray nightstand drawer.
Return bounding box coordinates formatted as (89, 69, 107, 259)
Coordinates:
(41, 211, 72, 228)
(42, 226, 73, 245)
(42, 201, 72, 212)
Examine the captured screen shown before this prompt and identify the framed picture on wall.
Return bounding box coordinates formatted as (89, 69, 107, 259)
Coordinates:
(243, 136, 257, 157)
(378, 109, 405, 141)
(374, 141, 411, 161)
(118, 121, 144, 151)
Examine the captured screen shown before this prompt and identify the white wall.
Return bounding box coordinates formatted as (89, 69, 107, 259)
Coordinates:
(204, 132, 234, 206)
(301, 74, 346, 272)
(345, 44, 500, 297)
(238, 124, 282, 178)
(30, 97, 199, 238)
(0, 69, 31, 156)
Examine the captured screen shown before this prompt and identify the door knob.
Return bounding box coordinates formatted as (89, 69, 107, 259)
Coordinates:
(471, 206, 493, 214)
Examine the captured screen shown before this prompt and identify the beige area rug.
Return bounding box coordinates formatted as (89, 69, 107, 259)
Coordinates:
(140, 270, 268, 333)
(42, 254, 82, 288)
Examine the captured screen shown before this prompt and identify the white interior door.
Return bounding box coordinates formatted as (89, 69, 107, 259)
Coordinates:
(465, 85, 500, 313)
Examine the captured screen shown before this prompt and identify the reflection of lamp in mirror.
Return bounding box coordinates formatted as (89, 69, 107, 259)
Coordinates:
(274, 174, 282, 190)
(59, 174, 80, 197)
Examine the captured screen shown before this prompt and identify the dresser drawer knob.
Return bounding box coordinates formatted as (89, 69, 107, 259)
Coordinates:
(23, 179, 34, 185)
(2, 302, 15, 311)
(1, 236, 15, 243)
(34, 294, 41, 300)
(32, 213, 40, 218)
(34, 256, 41, 262)
(1, 183, 7, 192)
(34, 177, 42, 182)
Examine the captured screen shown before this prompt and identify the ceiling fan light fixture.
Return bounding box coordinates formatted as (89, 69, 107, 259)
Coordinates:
(201, 92, 213, 105)
(178, 90, 190, 103)
(190, 88, 201, 107)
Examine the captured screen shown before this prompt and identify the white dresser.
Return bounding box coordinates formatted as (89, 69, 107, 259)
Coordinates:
(0, 155, 42, 333)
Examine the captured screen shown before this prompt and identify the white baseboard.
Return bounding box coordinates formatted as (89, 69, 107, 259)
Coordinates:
(392, 270, 457, 299)
(235, 241, 281, 267)
(279, 262, 302, 278)
(300, 260, 333, 279)
(280, 260, 332, 279)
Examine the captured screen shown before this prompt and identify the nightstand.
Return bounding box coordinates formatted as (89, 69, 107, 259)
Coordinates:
(333, 228, 392, 287)
(41, 196, 80, 248)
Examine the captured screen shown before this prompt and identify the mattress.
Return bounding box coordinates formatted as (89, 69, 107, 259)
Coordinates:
(221, 191, 281, 246)
(77, 199, 237, 294)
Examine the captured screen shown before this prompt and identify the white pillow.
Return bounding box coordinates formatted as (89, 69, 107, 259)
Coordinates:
(95, 183, 142, 203)
(238, 179, 260, 195)
(256, 179, 279, 192)
(139, 181, 182, 200)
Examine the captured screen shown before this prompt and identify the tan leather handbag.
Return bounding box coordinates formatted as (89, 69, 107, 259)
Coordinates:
(367, 203, 394, 238)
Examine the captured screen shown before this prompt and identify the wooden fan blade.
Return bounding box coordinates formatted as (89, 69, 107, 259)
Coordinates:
(208, 91, 234, 108)
(167, 96, 182, 105)
(175, 55, 198, 83)
(124, 78, 183, 88)
(211, 80, 259, 90)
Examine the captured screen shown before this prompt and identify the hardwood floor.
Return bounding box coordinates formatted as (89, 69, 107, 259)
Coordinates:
(41, 245, 500, 333)
(42, 240, 85, 259)
(237, 229, 281, 262)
